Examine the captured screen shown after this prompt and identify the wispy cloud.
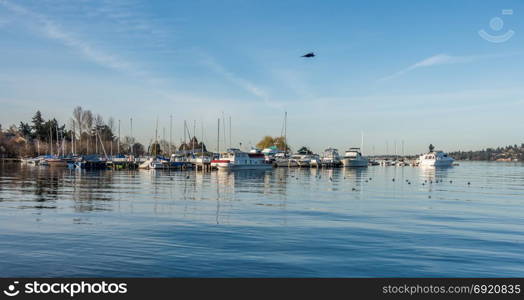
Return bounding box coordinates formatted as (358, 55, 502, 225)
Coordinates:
(379, 53, 502, 81)
(0, 0, 147, 77)
(200, 54, 283, 109)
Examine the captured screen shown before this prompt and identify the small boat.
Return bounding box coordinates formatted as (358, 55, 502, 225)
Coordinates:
(148, 156, 172, 170)
(342, 148, 368, 167)
(138, 157, 154, 169)
(369, 160, 380, 166)
(46, 157, 69, 167)
(150, 160, 169, 169)
(211, 148, 273, 170)
(380, 159, 393, 166)
(290, 154, 311, 167)
(418, 150, 454, 167)
(21, 157, 40, 165)
(38, 157, 49, 166)
(74, 155, 108, 169)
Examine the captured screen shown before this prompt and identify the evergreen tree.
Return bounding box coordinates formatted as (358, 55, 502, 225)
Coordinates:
(18, 122, 32, 138)
(31, 110, 46, 140)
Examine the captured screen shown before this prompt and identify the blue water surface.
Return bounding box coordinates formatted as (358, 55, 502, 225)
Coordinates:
(0, 161, 523, 277)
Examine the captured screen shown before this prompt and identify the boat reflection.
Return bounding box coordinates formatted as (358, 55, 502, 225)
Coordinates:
(2, 164, 116, 212)
(418, 165, 450, 184)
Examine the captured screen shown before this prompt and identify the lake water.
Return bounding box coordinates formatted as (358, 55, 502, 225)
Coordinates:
(0, 161, 523, 277)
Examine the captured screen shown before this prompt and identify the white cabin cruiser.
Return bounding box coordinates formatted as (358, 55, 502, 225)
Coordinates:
(211, 148, 272, 170)
(418, 150, 454, 167)
(321, 148, 341, 165)
(342, 148, 368, 167)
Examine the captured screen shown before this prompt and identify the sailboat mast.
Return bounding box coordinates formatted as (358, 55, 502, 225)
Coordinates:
(229, 116, 231, 149)
(192, 120, 195, 155)
(56, 123, 59, 156)
(217, 118, 220, 153)
(118, 119, 121, 154)
(183, 120, 187, 144)
(155, 118, 158, 142)
(72, 121, 75, 155)
(50, 126, 53, 156)
(130, 117, 133, 155)
(222, 112, 226, 151)
(169, 115, 173, 155)
(394, 140, 397, 158)
(361, 131, 364, 152)
(284, 111, 287, 153)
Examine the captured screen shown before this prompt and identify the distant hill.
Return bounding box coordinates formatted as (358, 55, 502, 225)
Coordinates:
(449, 144, 524, 161)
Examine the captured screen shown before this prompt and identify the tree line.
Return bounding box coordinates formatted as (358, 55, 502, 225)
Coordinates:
(448, 144, 524, 161)
(0, 107, 145, 158)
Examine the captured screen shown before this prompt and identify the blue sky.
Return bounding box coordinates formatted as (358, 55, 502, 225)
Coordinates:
(0, 0, 523, 154)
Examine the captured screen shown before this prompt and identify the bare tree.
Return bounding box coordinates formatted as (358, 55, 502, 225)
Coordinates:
(83, 110, 93, 154)
(108, 117, 115, 132)
(94, 114, 104, 128)
(108, 117, 115, 156)
(73, 106, 83, 152)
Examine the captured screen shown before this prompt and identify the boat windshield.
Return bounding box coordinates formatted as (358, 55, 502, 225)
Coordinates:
(345, 151, 359, 157)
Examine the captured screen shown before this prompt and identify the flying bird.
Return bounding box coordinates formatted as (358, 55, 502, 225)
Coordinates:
(301, 52, 315, 58)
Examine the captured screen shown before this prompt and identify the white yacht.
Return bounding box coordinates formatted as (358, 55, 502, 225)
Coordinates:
(309, 154, 321, 168)
(418, 150, 454, 167)
(342, 148, 368, 167)
(321, 148, 341, 166)
(192, 156, 211, 164)
(211, 148, 272, 170)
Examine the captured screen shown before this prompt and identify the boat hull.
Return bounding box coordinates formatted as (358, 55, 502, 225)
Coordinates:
(215, 163, 272, 170)
(419, 159, 454, 167)
(273, 159, 299, 167)
(46, 159, 69, 167)
(342, 158, 368, 167)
